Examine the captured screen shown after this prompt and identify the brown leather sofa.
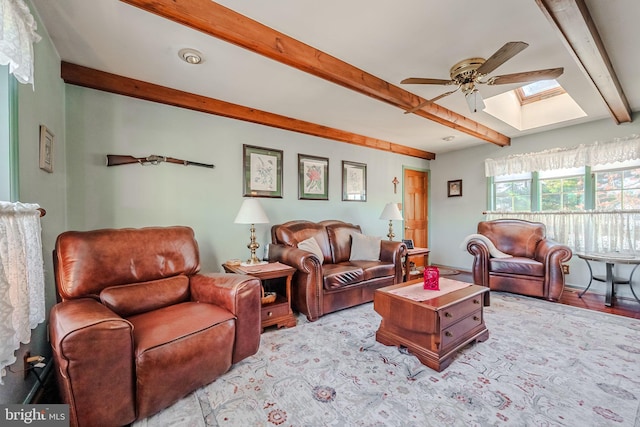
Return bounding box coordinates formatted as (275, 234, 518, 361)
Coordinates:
(269, 220, 406, 321)
(49, 226, 261, 427)
(465, 219, 572, 301)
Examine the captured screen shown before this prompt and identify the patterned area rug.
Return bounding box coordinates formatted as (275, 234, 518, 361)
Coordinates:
(134, 293, 640, 426)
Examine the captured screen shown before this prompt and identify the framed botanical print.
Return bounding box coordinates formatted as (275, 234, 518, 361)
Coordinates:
(39, 125, 54, 173)
(342, 161, 367, 201)
(298, 154, 329, 200)
(243, 144, 283, 198)
(448, 179, 462, 197)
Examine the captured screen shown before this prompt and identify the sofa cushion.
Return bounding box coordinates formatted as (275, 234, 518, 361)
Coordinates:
(490, 257, 544, 277)
(322, 264, 364, 290)
(349, 260, 395, 281)
(100, 275, 190, 317)
(324, 221, 362, 263)
(298, 237, 324, 264)
(349, 233, 381, 261)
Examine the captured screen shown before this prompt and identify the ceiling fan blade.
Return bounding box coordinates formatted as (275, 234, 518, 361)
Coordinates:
(489, 67, 564, 85)
(403, 87, 460, 114)
(476, 41, 529, 76)
(401, 77, 454, 85)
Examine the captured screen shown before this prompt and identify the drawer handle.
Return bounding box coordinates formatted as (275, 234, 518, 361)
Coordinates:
(473, 299, 480, 304)
(267, 311, 273, 317)
(445, 331, 453, 337)
(473, 316, 480, 321)
(444, 312, 452, 318)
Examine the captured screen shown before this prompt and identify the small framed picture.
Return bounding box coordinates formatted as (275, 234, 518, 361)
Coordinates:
(342, 161, 367, 201)
(402, 239, 415, 249)
(448, 179, 462, 197)
(39, 125, 54, 173)
(243, 144, 283, 198)
(298, 154, 329, 200)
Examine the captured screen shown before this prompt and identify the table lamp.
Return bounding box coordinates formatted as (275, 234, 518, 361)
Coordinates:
(379, 202, 403, 241)
(234, 198, 270, 266)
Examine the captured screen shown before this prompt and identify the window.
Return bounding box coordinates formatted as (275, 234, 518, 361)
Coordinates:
(539, 168, 585, 211)
(494, 173, 532, 211)
(0, 65, 18, 201)
(515, 80, 566, 105)
(593, 160, 640, 210)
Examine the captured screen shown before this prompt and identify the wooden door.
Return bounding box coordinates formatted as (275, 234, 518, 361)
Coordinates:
(403, 168, 428, 249)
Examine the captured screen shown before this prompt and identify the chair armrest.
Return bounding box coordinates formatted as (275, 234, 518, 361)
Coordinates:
(535, 239, 573, 300)
(190, 273, 261, 362)
(269, 243, 323, 321)
(466, 238, 491, 287)
(50, 299, 136, 427)
(380, 240, 406, 283)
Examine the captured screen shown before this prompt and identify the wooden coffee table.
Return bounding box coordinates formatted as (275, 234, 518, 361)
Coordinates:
(374, 278, 489, 372)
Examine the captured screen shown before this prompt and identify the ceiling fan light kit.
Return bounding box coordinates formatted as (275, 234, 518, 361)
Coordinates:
(401, 41, 563, 114)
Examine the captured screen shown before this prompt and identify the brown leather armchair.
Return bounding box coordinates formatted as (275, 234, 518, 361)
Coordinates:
(49, 226, 261, 427)
(466, 219, 572, 301)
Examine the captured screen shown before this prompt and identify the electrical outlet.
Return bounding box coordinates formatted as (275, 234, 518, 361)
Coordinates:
(23, 351, 30, 379)
(562, 264, 570, 274)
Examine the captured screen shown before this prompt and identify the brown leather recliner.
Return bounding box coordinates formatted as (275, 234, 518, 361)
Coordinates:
(466, 219, 572, 301)
(269, 220, 406, 321)
(49, 226, 261, 427)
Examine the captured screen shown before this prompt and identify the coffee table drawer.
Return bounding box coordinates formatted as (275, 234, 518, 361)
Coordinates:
(441, 310, 483, 348)
(439, 295, 483, 329)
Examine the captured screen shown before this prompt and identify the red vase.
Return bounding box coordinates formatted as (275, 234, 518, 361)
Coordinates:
(423, 266, 440, 290)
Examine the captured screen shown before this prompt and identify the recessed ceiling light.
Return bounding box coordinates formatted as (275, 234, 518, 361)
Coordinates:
(442, 136, 455, 142)
(178, 48, 203, 65)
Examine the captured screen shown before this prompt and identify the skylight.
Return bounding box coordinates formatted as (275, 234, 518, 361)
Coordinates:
(516, 80, 565, 105)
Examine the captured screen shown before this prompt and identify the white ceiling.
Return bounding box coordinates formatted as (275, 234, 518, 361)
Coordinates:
(30, 0, 639, 156)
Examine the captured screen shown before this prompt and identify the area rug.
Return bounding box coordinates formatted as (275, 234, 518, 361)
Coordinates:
(134, 293, 640, 426)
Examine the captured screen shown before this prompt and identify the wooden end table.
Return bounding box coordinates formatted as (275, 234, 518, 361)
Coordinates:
(404, 247, 430, 281)
(374, 278, 489, 372)
(222, 262, 297, 331)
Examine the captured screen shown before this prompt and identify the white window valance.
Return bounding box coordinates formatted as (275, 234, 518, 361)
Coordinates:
(485, 134, 640, 177)
(0, 0, 41, 86)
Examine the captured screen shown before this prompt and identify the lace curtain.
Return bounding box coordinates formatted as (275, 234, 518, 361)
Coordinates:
(0, 0, 41, 86)
(485, 210, 640, 254)
(0, 201, 45, 384)
(485, 134, 640, 177)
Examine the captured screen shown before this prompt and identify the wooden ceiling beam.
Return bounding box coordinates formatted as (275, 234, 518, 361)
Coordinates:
(536, 0, 632, 124)
(61, 62, 436, 160)
(120, 0, 510, 147)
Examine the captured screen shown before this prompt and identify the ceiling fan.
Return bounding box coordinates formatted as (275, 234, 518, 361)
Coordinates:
(400, 41, 564, 113)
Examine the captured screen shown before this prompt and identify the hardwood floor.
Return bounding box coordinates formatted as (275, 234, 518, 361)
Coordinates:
(451, 269, 640, 319)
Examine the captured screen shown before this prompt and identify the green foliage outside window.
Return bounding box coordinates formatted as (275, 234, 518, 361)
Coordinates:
(595, 168, 640, 210)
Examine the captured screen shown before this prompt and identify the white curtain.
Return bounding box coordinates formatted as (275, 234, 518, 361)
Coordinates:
(0, 201, 45, 384)
(485, 210, 640, 254)
(0, 0, 41, 86)
(485, 134, 640, 177)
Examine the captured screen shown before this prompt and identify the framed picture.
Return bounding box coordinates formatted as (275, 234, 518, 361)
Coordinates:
(39, 125, 54, 173)
(342, 161, 367, 201)
(402, 239, 415, 249)
(243, 144, 283, 198)
(448, 179, 462, 197)
(298, 154, 329, 200)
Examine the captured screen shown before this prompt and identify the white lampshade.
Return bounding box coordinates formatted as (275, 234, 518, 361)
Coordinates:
(234, 199, 270, 224)
(379, 203, 403, 220)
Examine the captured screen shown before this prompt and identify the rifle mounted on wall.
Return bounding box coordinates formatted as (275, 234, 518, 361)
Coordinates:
(106, 154, 214, 169)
